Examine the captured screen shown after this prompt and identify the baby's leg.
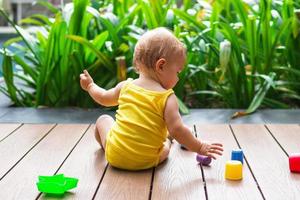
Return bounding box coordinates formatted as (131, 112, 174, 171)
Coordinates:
(95, 114, 114, 151)
(158, 139, 172, 164)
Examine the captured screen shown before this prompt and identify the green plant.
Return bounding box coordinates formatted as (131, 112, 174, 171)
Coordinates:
(1, 0, 299, 114)
(0, 0, 115, 107)
(272, 0, 300, 104)
(173, 0, 300, 115)
(67, 0, 190, 113)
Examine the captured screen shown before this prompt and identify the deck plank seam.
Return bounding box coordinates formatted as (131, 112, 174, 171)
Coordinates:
(34, 124, 92, 200)
(229, 125, 266, 200)
(0, 123, 57, 182)
(264, 125, 289, 157)
(148, 167, 156, 200)
(91, 163, 109, 200)
(199, 163, 208, 200)
(0, 123, 23, 143)
(194, 125, 208, 200)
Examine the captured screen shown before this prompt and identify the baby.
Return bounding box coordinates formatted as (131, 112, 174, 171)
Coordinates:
(80, 27, 223, 170)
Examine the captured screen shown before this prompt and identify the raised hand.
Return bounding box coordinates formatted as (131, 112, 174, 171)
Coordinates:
(80, 70, 94, 91)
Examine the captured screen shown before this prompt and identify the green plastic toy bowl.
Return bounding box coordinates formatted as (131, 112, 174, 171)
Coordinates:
(36, 174, 78, 194)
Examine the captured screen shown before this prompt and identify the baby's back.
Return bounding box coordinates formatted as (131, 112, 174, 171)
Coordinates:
(105, 80, 173, 170)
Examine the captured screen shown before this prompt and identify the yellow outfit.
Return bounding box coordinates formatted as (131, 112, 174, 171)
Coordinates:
(105, 80, 174, 170)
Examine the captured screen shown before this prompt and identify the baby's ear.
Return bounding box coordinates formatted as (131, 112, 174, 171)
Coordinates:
(155, 58, 166, 72)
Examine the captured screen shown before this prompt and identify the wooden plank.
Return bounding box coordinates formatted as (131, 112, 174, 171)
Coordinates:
(0, 123, 21, 141)
(39, 125, 107, 200)
(152, 142, 205, 199)
(0, 124, 54, 179)
(266, 124, 300, 155)
(196, 124, 262, 200)
(0, 124, 89, 199)
(231, 124, 300, 199)
(94, 165, 152, 200)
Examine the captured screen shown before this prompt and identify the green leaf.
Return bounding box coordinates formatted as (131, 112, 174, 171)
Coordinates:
(13, 54, 38, 81)
(100, 17, 120, 47)
(66, 35, 114, 72)
(274, 66, 300, 76)
(173, 8, 206, 30)
(232, 72, 276, 118)
(140, 0, 158, 29)
(85, 31, 109, 63)
(36, 0, 59, 14)
(30, 14, 52, 25)
(19, 18, 44, 26)
(246, 72, 276, 113)
(69, 0, 89, 35)
(3, 37, 23, 47)
(116, 5, 141, 33)
(0, 9, 40, 63)
(2, 52, 18, 103)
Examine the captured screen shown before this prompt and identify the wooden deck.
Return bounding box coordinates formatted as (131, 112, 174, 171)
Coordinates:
(0, 123, 300, 199)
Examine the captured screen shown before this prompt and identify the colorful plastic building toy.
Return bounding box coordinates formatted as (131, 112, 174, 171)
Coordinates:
(196, 154, 212, 166)
(289, 153, 300, 173)
(36, 174, 78, 194)
(225, 160, 243, 180)
(231, 149, 244, 164)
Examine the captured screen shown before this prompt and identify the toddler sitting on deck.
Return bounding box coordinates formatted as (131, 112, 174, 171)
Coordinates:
(80, 27, 223, 170)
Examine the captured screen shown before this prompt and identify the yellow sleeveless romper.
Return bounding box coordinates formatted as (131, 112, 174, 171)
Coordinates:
(105, 80, 174, 170)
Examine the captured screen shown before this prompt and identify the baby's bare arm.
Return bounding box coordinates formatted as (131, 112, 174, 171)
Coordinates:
(80, 70, 125, 107)
(87, 82, 125, 107)
(164, 94, 223, 159)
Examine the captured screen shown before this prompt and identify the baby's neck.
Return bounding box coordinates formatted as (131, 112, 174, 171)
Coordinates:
(133, 73, 167, 92)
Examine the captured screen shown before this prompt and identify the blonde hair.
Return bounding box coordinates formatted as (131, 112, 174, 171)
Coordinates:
(133, 27, 186, 71)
